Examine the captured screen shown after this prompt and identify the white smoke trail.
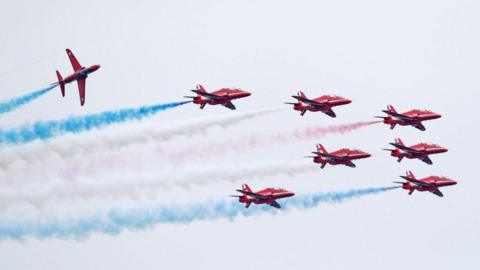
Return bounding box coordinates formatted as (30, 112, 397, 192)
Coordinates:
(0, 118, 376, 188)
(0, 108, 278, 170)
(0, 161, 315, 211)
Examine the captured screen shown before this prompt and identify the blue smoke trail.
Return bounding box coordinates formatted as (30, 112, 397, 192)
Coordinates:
(0, 101, 190, 146)
(0, 186, 398, 240)
(0, 85, 56, 116)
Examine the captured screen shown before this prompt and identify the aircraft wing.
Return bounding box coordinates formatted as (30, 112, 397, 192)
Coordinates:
(66, 49, 83, 72)
(236, 190, 270, 199)
(390, 143, 422, 154)
(344, 160, 356, 168)
(420, 156, 433, 165)
(315, 152, 347, 161)
(269, 201, 281, 209)
(293, 96, 327, 107)
(382, 110, 416, 121)
(222, 101, 236, 110)
(77, 78, 86, 106)
(414, 123, 426, 131)
(322, 108, 336, 118)
(192, 90, 225, 100)
(429, 189, 444, 197)
(401, 177, 435, 187)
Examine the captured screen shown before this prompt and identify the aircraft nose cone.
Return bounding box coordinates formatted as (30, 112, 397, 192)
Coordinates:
(343, 98, 352, 104)
(432, 113, 441, 119)
(243, 91, 251, 97)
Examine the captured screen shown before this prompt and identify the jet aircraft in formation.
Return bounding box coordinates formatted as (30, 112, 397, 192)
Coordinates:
(394, 171, 457, 197)
(285, 91, 351, 117)
(230, 184, 295, 209)
(184, 84, 251, 110)
(54, 48, 101, 106)
(383, 138, 447, 165)
(306, 143, 371, 168)
(376, 105, 441, 131)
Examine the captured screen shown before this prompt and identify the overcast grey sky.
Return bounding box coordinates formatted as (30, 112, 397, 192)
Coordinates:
(0, 0, 479, 269)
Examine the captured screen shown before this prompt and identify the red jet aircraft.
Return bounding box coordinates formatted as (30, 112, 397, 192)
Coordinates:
(394, 171, 457, 197)
(230, 184, 295, 209)
(54, 49, 101, 106)
(285, 91, 351, 117)
(376, 105, 441, 131)
(306, 144, 371, 168)
(184, 84, 251, 110)
(383, 138, 448, 165)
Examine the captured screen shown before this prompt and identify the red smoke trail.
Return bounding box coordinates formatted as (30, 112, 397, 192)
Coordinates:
(167, 121, 380, 163)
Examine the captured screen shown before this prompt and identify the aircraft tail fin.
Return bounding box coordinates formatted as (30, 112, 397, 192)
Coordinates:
(395, 137, 405, 147)
(316, 143, 327, 154)
(297, 91, 307, 99)
(242, 183, 252, 193)
(387, 105, 397, 114)
(406, 170, 416, 180)
(196, 84, 207, 93)
(56, 70, 65, 97)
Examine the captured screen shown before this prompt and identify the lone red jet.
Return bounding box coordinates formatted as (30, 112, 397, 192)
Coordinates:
(394, 171, 457, 197)
(383, 138, 448, 165)
(306, 144, 371, 168)
(230, 184, 294, 209)
(376, 105, 441, 131)
(285, 91, 351, 117)
(54, 49, 101, 106)
(184, 84, 251, 110)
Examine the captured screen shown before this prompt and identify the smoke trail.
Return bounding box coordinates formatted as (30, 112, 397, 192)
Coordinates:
(0, 85, 55, 116)
(286, 186, 398, 207)
(0, 119, 377, 188)
(169, 121, 379, 162)
(0, 108, 277, 169)
(0, 101, 190, 146)
(0, 186, 397, 240)
(0, 161, 314, 209)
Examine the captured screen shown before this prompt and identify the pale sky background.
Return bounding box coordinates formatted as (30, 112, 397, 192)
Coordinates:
(0, 0, 479, 269)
